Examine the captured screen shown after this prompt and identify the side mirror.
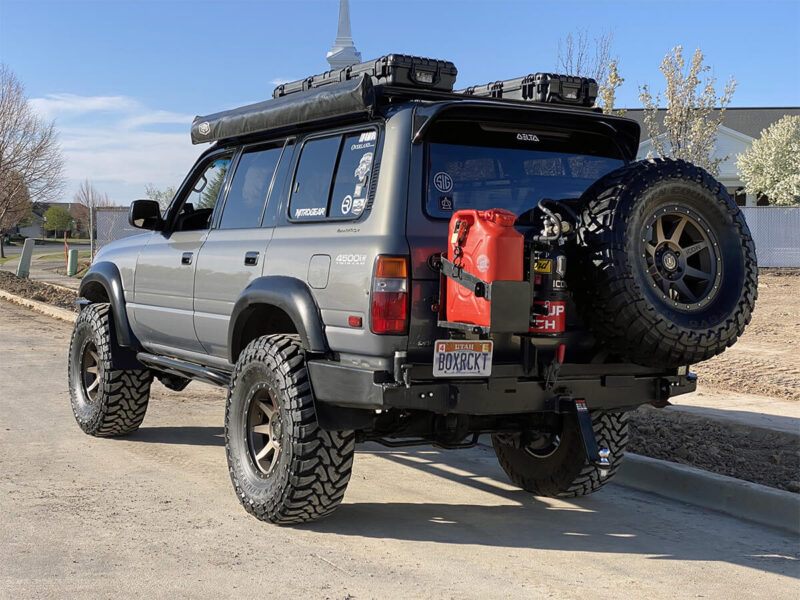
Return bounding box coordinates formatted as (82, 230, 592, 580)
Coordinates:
(129, 199, 163, 230)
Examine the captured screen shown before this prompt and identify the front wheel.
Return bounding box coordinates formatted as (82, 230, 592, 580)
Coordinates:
(492, 411, 628, 497)
(225, 334, 355, 525)
(67, 303, 152, 436)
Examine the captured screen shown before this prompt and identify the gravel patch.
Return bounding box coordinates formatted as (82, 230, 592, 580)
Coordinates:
(0, 270, 78, 312)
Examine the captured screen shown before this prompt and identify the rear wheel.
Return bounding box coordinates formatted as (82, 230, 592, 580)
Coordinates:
(492, 411, 628, 497)
(572, 158, 758, 367)
(225, 334, 355, 525)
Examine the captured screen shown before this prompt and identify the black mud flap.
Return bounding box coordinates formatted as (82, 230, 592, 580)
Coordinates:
(548, 396, 610, 472)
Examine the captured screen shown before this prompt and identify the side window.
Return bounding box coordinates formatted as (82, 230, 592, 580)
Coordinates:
(289, 136, 340, 221)
(219, 146, 282, 230)
(329, 131, 376, 218)
(174, 156, 231, 231)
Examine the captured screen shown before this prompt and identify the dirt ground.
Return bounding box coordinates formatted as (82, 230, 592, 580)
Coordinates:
(1, 300, 796, 599)
(628, 271, 800, 492)
(0, 270, 78, 311)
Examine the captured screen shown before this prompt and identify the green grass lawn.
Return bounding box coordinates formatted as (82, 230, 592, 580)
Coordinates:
(0, 255, 17, 266)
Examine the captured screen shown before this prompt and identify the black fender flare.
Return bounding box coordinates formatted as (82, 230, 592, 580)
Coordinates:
(228, 276, 328, 363)
(78, 261, 138, 348)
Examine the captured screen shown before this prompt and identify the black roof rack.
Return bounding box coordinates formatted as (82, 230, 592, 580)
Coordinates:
(190, 55, 611, 145)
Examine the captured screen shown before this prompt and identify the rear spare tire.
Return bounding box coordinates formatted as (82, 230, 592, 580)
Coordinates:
(572, 158, 757, 367)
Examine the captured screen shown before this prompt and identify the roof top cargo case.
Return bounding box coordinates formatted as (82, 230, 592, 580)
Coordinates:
(273, 54, 458, 98)
(459, 73, 598, 107)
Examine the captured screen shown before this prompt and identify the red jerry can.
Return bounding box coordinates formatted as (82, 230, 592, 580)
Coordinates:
(446, 208, 524, 327)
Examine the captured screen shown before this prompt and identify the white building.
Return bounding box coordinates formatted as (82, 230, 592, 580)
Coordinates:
(625, 107, 800, 206)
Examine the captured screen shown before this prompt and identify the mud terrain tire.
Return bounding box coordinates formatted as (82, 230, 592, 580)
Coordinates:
(225, 334, 355, 525)
(492, 411, 628, 497)
(68, 303, 152, 436)
(572, 158, 758, 367)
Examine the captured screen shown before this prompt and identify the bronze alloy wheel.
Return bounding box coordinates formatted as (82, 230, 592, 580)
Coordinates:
(642, 205, 722, 312)
(245, 383, 282, 475)
(80, 340, 101, 403)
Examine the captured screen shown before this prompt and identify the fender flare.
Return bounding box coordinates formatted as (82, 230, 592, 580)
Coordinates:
(78, 261, 138, 348)
(228, 276, 327, 362)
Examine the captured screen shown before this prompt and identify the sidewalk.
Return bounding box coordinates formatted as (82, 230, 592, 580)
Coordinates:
(0, 255, 81, 291)
(669, 384, 799, 435)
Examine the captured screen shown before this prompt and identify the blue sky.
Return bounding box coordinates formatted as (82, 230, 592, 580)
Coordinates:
(1, 0, 798, 204)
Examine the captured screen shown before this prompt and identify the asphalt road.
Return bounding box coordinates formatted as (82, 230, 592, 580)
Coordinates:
(1, 242, 91, 257)
(0, 300, 797, 599)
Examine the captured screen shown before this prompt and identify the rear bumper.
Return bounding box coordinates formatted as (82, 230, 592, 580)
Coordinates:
(307, 360, 697, 415)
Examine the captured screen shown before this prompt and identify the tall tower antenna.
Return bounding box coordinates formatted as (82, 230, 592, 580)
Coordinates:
(326, 0, 362, 69)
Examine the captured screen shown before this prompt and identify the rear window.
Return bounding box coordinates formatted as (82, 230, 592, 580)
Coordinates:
(425, 121, 624, 224)
(289, 129, 377, 221)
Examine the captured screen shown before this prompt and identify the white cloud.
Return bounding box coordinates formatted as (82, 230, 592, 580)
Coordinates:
(30, 93, 139, 120)
(29, 93, 204, 204)
(269, 77, 291, 86)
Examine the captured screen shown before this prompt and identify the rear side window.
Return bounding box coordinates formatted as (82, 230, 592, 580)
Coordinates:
(329, 131, 376, 218)
(289, 136, 340, 221)
(219, 146, 283, 229)
(289, 129, 377, 221)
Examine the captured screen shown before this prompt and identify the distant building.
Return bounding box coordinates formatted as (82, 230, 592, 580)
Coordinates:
(326, 0, 361, 69)
(17, 202, 89, 239)
(624, 107, 800, 206)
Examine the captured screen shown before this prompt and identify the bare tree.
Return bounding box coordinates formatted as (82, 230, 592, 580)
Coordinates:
(0, 171, 31, 256)
(0, 63, 64, 257)
(556, 29, 614, 83)
(73, 179, 112, 233)
(639, 46, 736, 176)
(556, 29, 622, 113)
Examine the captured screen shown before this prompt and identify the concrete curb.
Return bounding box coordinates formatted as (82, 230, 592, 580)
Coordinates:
(0, 289, 77, 324)
(616, 453, 800, 535)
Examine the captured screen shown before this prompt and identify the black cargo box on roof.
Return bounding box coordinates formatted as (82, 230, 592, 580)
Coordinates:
(190, 76, 375, 145)
(273, 54, 457, 99)
(459, 73, 598, 108)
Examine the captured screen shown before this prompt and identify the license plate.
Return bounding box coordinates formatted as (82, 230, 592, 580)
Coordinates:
(433, 340, 493, 378)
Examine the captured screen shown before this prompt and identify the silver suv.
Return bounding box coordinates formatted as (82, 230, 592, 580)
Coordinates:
(68, 56, 757, 524)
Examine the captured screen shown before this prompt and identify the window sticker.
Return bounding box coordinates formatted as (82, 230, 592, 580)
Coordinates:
(354, 152, 373, 180)
(433, 172, 453, 194)
(295, 207, 325, 218)
(341, 195, 353, 215)
(351, 196, 366, 216)
(438, 196, 454, 211)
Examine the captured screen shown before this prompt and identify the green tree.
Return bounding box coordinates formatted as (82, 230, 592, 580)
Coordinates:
(144, 183, 177, 211)
(737, 115, 800, 206)
(43, 205, 73, 237)
(197, 165, 227, 209)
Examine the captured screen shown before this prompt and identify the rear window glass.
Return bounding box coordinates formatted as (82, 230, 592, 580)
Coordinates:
(425, 121, 624, 224)
(289, 129, 377, 221)
(289, 136, 340, 221)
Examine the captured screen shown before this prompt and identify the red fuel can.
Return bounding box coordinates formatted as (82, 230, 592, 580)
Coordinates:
(446, 209, 524, 327)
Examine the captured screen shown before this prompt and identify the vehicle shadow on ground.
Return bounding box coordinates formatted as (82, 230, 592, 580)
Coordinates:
(125, 426, 225, 446)
(304, 444, 799, 579)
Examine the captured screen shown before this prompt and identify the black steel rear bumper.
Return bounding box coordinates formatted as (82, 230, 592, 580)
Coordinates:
(307, 360, 696, 415)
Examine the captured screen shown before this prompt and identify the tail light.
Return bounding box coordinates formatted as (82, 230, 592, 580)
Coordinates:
(371, 256, 409, 335)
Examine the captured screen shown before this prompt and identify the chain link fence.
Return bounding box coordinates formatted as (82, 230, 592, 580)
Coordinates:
(88, 205, 799, 267)
(91, 206, 140, 257)
(740, 207, 800, 268)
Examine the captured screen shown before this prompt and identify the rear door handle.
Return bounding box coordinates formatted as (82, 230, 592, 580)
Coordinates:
(244, 251, 259, 266)
(181, 252, 193, 265)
